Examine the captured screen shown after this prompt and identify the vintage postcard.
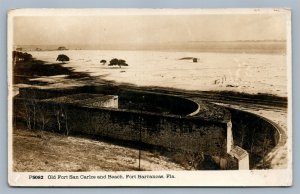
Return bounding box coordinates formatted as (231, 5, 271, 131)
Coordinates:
(8, 8, 292, 186)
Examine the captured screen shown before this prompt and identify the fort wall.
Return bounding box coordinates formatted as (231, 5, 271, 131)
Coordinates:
(14, 97, 228, 156)
(14, 86, 279, 170)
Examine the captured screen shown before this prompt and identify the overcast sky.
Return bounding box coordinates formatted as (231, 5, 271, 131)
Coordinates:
(13, 13, 287, 47)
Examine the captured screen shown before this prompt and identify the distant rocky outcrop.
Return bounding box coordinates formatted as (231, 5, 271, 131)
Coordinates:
(57, 46, 68, 51)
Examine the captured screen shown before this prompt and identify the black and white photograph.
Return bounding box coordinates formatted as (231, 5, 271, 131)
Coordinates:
(7, 9, 292, 186)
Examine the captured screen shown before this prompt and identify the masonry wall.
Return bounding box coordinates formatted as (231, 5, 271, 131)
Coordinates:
(71, 106, 227, 155)
(14, 98, 228, 156)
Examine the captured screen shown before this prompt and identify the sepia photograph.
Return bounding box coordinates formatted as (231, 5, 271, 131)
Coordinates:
(7, 8, 292, 186)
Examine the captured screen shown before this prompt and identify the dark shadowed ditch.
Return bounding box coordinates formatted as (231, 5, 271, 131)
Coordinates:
(229, 108, 279, 169)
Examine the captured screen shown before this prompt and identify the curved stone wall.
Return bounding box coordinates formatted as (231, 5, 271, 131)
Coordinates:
(18, 86, 200, 116)
(117, 90, 200, 116)
(14, 87, 230, 168)
(16, 86, 280, 169)
(228, 108, 280, 169)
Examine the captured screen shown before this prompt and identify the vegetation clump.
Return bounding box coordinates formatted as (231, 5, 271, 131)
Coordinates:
(108, 58, 128, 68)
(100, 59, 107, 65)
(56, 54, 70, 63)
(13, 51, 33, 62)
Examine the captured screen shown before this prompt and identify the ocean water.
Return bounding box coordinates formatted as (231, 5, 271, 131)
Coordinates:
(28, 50, 287, 97)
